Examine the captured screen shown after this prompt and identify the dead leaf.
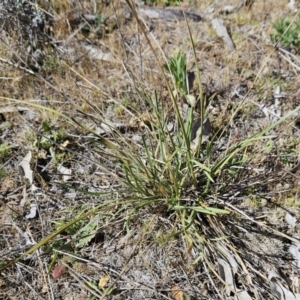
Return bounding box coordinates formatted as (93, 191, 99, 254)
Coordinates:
(268, 270, 300, 300)
(217, 243, 252, 299)
(57, 164, 72, 181)
(18, 151, 33, 185)
(212, 18, 235, 51)
(98, 275, 110, 288)
(0, 106, 30, 113)
(191, 117, 211, 150)
(171, 285, 183, 300)
(186, 94, 196, 108)
(52, 264, 66, 278)
(18, 151, 38, 195)
(218, 258, 235, 296)
(25, 203, 37, 219)
(59, 140, 70, 150)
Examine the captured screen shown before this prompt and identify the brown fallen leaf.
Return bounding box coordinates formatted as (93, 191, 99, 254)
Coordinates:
(98, 275, 110, 288)
(171, 285, 184, 300)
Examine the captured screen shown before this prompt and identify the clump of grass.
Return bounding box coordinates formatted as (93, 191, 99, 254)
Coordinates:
(0, 142, 12, 159)
(1, 6, 298, 267)
(271, 14, 300, 50)
(0, 167, 6, 178)
(145, 0, 183, 7)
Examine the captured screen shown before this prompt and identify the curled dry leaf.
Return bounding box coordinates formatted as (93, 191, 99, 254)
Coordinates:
(98, 275, 110, 288)
(52, 264, 66, 278)
(18, 151, 33, 185)
(25, 203, 37, 219)
(18, 150, 38, 196)
(171, 285, 184, 300)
